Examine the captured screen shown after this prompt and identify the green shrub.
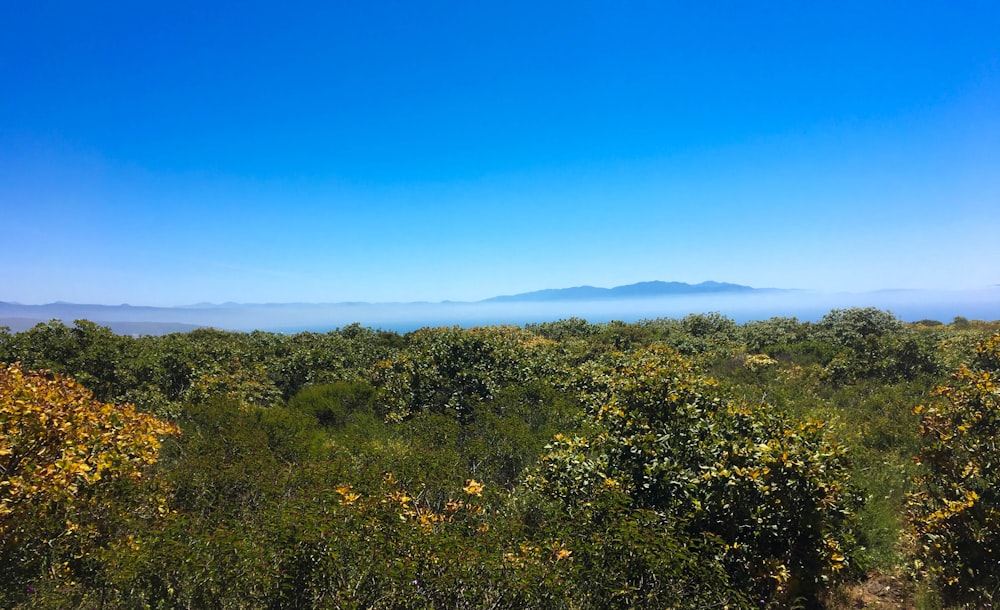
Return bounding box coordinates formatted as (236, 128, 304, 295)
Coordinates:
(768, 340, 841, 367)
(528, 345, 862, 604)
(374, 326, 554, 424)
(822, 330, 940, 385)
(287, 380, 377, 428)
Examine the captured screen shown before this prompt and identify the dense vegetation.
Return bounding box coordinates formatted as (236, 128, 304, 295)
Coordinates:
(1, 309, 998, 608)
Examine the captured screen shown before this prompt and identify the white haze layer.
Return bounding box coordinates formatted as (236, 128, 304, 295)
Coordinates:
(2, 288, 998, 334)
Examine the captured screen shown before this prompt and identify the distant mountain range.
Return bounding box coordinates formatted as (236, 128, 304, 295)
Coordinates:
(483, 281, 763, 302)
(0, 281, 775, 334)
(3, 282, 996, 335)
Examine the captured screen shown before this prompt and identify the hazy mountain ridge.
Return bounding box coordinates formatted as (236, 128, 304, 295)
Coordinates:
(2, 281, 770, 312)
(0, 281, 777, 334)
(3, 282, 999, 335)
(483, 280, 764, 302)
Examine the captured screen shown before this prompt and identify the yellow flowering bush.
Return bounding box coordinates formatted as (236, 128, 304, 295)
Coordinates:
(1, 363, 179, 529)
(0, 363, 179, 600)
(908, 333, 1000, 605)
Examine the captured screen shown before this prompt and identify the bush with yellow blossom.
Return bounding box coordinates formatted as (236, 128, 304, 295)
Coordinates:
(908, 333, 1000, 605)
(0, 363, 179, 604)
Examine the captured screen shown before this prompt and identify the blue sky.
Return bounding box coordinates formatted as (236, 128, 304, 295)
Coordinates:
(2, 1, 998, 306)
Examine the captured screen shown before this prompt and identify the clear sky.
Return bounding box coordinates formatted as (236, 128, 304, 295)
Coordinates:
(2, 1, 998, 306)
